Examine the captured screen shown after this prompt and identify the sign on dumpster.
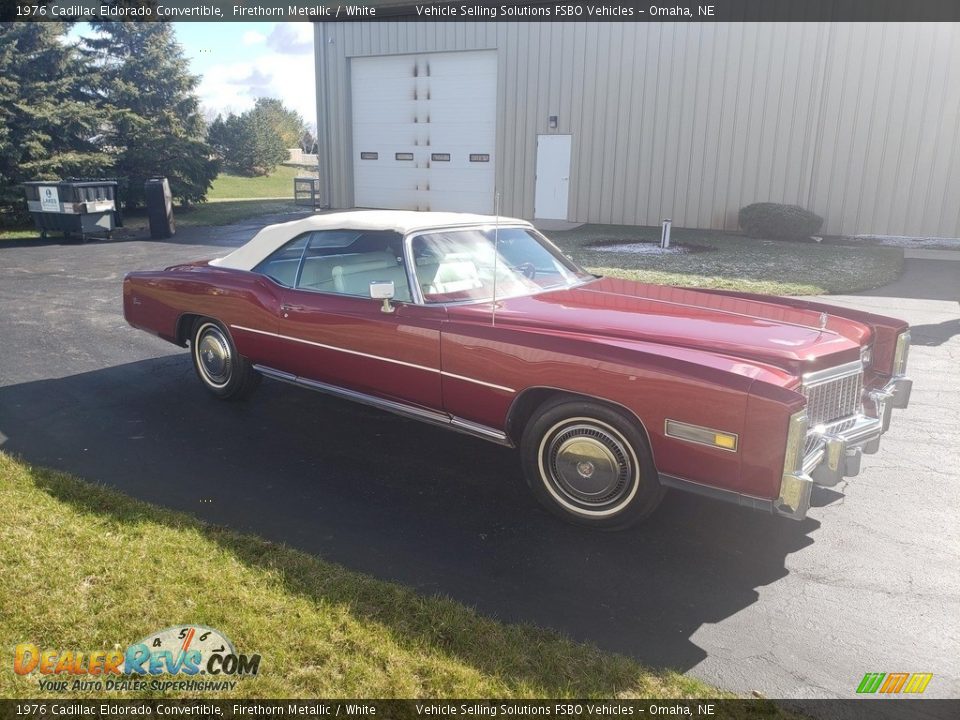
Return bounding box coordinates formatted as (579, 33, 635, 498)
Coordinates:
(39, 186, 60, 212)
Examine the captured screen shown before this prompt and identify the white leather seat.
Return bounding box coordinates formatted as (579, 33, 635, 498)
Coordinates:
(416, 256, 482, 295)
(299, 251, 396, 291)
(333, 259, 411, 301)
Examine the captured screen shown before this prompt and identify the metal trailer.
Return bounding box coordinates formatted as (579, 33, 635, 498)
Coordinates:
(294, 176, 323, 207)
(22, 180, 118, 242)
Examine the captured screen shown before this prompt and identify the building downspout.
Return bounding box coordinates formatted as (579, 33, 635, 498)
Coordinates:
(313, 21, 334, 209)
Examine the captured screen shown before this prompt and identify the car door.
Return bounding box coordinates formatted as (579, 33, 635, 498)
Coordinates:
(275, 230, 445, 410)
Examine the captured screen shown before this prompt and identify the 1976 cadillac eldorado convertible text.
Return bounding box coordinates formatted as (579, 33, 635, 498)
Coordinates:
(124, 211, 912, 528)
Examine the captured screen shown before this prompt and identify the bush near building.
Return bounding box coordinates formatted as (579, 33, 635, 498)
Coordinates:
(738, 203, 824, 241)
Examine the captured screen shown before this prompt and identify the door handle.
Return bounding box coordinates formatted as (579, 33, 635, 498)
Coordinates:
(280, 303, 304, 318)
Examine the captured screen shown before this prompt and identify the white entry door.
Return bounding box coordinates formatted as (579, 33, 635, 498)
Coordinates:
(534, 135, 572, 220)
(351, 50, 497, 213)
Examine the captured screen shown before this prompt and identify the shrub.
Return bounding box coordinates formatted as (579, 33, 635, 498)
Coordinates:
(738, 202, 824, 240)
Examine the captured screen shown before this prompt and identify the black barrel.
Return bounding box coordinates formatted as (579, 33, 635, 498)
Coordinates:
(144, 177, 175, 239)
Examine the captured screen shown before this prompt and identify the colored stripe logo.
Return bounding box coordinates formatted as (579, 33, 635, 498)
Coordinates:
(857, 672, 933, 694)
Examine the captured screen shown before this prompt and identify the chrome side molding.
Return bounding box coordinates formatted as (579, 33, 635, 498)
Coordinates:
(252, 364, 515, 448)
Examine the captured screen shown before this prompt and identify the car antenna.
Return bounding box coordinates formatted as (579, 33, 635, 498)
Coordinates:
(491, 191, 501, 327)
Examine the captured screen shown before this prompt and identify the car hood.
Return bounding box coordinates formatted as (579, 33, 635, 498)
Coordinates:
(451, 277, 869, 373)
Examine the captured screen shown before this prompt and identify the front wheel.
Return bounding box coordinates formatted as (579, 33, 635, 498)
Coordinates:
(521, 399, 664, 529)
(191, 319, 261, 400)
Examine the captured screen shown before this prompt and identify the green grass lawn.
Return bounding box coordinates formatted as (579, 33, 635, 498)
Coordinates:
(0, 452, 790, 706)
(207, 165, 305, 201)
(550, 225, 905, 296)
(173, 199, 306, 227)
(0, 227, 39, 241)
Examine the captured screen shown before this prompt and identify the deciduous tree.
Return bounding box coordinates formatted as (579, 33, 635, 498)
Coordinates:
(207, 103, 289, 177)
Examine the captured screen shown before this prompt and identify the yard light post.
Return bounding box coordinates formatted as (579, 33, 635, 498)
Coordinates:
(661, 219, 672, 249)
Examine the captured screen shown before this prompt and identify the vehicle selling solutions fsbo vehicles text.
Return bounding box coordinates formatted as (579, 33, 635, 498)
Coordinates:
(415, 5, 714, 18)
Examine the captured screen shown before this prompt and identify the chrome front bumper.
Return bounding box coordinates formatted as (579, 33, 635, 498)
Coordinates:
(775, 375, 912, 520)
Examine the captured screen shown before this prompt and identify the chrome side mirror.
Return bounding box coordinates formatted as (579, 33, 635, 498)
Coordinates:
(369, 281, 395, 313)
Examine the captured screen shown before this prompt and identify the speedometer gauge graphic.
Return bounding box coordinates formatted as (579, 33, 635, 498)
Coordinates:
(136, 625, 235, 658)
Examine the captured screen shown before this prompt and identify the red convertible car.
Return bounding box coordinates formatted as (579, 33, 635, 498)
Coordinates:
(124, 211, 912, 528)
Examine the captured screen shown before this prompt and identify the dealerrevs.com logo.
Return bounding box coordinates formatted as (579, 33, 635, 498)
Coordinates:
(13, 625, 261, 693)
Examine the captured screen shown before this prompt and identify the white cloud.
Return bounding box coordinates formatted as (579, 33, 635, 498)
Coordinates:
(241, 31, 267, 46)
(197, 49, 317, 130)
(266, 24, 313, 54)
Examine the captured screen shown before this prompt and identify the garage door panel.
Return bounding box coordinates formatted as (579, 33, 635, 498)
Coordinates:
(426, 190, 495, 213)
(429, 170, 496, 192)
(352, 50, 497, 213)
(352, 85, 418, 105)
(355, 188, 423, 210)
(430, 129, 496, 148)
(352, 127, 429, 147)
(427, 76, 497, 99)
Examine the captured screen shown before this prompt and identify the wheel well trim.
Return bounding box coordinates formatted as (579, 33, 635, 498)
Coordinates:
(175, 312, 203, 347)
(176, 312, 236, 348)
(506, 386, 656, 465)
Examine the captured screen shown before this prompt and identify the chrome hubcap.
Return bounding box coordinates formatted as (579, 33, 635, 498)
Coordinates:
(545, 422, 633, 507)
(197, 326, 232, 386)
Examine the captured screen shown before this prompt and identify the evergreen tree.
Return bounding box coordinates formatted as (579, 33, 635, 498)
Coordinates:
(0, 24, 112, 225)
(84, 23, 218, 208)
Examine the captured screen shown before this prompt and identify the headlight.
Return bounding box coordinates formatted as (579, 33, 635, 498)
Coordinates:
(782, 410, 808, 475)
(776, 410, 812, 519)
(893, 331, 910, 375)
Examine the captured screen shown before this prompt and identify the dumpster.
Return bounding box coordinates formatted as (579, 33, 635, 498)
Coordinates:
(144, 177, 175, 239)
(22, 180, 118, 241)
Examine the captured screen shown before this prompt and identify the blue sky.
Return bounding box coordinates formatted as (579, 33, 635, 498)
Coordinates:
(71, 23, 317, 128)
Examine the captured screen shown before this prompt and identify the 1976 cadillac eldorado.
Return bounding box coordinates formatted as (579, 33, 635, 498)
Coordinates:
(124, 211, 912, 528)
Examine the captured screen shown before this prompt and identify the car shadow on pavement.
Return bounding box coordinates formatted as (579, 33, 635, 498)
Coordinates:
(909, 318, 960, 347)
(0, 356, 817, 675)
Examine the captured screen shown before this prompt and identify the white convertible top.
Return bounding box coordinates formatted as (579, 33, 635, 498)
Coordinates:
(210, 210, 531, 271)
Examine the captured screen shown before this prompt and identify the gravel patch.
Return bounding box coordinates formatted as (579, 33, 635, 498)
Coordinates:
(592, 242, 693, 255)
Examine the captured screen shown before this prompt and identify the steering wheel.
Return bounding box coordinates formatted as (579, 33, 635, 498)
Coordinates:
(515, 262, 537, 280)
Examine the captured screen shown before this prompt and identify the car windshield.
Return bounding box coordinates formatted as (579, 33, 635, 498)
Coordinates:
(411, 227, 592, 304)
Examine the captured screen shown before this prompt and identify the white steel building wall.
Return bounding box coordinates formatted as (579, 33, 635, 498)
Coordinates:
(314, 21, 960, 238)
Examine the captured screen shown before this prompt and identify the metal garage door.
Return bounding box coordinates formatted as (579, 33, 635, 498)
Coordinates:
(351, 50, 497, 213)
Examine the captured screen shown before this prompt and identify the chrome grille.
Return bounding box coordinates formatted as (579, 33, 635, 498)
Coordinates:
(801, 362, 864, 428)
(803, 417, 858, 456)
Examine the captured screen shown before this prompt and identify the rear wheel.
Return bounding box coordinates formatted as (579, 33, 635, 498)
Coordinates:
(191, 319, 260, 400)
(521, 398, 663, 529)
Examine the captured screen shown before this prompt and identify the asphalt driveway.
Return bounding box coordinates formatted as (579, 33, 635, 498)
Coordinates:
(1, 223, 957, 707)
